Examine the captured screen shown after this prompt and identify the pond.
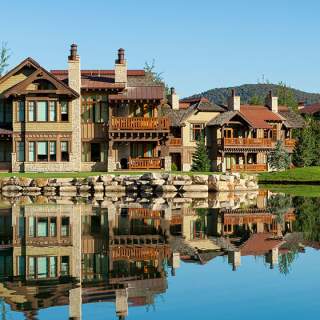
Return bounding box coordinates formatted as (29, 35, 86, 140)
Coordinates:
(0, 188, 319, 319)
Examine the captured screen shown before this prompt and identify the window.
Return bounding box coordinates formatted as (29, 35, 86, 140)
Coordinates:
(37, 218, 48, 237)
(61, 256, 69, 276)
(49, 141, 56, 161)
(49, 101, 56, 121)
(61, 217, 70, 237)
(37, 257, 48, 279)
(37, 142, 48, 161)
(28, 217, 36, 237)
(17, 141, 25, 161)
(0, 100, 4, 122)
(0, 142, 11, 162)
(50, 217, 57, 236)
(60, 101, 68, 121)
(17, 101, 25, 122)
(190, 123, 205, 141)
(28, 257, 36, 278)
(49, 257, 57, 277)
(61, 141, 69, 161)
(91, 143, 101, 162)
(28, 101, 35, 121)
(37, 101, 48, 121)
(0, 100, 12, 123)
(28, 142, 35, 162)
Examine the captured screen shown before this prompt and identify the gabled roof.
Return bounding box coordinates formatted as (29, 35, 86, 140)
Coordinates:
(51, 69, 149, 90)
(240, 105, 283, 129)
(240, 233, 285, 256)
(108, 86, 164, 101)
(0, 57, 79, 98)
(299, 103, 320, 115)
(279, 109, 305, 128)
(207, 110, 254, 127)
(159, 106, 188, 127)
(207, 105, 284, 129)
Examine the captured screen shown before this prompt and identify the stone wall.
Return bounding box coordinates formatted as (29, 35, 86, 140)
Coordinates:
(0, 173, 258, 199)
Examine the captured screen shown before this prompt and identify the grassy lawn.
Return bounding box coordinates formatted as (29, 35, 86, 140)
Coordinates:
(262, 184, 320, 197)
(259, 167, 320, 183)
(0, 171, 219, 179)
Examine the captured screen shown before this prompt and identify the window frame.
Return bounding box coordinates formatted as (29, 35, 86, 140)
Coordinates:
(190, 123, 205, 141)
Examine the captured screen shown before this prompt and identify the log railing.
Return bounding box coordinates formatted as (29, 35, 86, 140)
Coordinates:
(222, 137, 272, 147)
(128, 208, 162, 219)
(231, 163, 268, 172)
(128, 157, 163, 169)
(111, 116, 170, 130)
(168, 137, 182, 146)
(284, 138, 296, 147)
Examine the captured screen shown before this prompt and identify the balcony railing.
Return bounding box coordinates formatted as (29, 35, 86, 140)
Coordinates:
(231, 163, 268, 172)
(168, 137, 182, 146)
(128, 157, 163, 169)
(222, 137, 272, 147)
(111, 116, 170, 130)
(284, 138, 296, 148)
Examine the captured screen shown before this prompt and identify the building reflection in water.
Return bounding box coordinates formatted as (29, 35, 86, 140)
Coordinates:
(0, 190, 312, 319)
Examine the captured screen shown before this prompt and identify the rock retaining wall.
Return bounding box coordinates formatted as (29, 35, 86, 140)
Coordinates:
(0, 173, 258, 198)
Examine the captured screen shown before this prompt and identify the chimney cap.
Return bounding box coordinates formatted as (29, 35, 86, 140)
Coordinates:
(170, 87, 176, 94)
(231, 88, 236, 96)
(117, 48, 125, 64)
(68, 43, 79, 61)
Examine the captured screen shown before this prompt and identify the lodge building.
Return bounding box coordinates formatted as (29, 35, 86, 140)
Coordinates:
(0, 44, 304, 173)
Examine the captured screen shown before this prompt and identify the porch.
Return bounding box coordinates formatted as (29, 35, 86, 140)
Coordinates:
(110, 116, 170, 131)
(110, 141, 169, 170)
(222, 152, 268, 172)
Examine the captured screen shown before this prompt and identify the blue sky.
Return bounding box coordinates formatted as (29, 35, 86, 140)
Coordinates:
(1, 0, 319, 97)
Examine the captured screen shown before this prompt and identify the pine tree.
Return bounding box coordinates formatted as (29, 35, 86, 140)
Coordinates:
(0, 42, 10, 77)
(191, 135, 211, 172)
(268, 140, 291, 171)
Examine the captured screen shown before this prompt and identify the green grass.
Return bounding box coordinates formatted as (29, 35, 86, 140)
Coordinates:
(259, 166, 320, 183)
(0, 171, 220, 179)
(262, 184, 320, 197)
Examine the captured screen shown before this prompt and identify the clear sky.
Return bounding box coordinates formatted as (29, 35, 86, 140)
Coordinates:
(1, 0, 319, 97)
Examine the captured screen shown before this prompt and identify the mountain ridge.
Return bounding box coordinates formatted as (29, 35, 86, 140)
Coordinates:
(186, 83, 320, 106)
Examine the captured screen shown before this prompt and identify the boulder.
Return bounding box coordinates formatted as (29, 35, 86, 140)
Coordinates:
(93, 182, 104, 193)
(181, 185, 208, 192)
(100, 175, 115, 185)
(192, 175, 208, 185)
(150, 179, 166, 186)
(140, 172, 161, 180)
(105, 185, 126, 192)
(17, 177, 33, 187)
(2, 185, 22, 192)
(79, 185, 91, 192)
(87, 176, 99, 185)
(33, 178, 48, 188)
(59, 186, 77, 193)
(155, 185, 177, 193)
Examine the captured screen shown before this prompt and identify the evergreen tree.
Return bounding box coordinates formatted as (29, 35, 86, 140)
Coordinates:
(293, 117, 320, 167)
(0, 42, 10, 77)
(191, 135, 211, 172)
(276, 81, 298, 111)
(249, 94, 264, 105)
(268, 140, 291, 171)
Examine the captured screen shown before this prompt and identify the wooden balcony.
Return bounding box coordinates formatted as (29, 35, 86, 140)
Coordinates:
(222, 137, 272, 148)
(231, 163, 268, 172)
(168, 137, 182, 146)
(284, 138, 296, 148)
(128, 157, 163, 169)
(110, 116, 170, 131)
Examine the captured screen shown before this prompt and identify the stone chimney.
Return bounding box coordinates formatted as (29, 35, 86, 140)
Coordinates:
(68, 44, 81, 171)
(168, 87, 179, 110)
(228, 89, 240, 111)
(114, 48, 127, 84)
(265, 90, 278, 113)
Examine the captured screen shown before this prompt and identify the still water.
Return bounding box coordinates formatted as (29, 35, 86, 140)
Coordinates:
(0, 190, 319, 319)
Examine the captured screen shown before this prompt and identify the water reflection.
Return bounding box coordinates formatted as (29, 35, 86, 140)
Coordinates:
(0, 190, 318, 319)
